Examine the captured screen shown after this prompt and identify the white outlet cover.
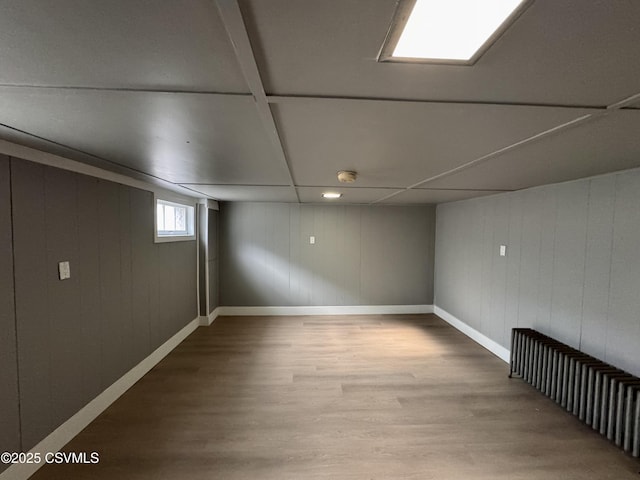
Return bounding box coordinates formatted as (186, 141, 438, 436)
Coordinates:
(58, 261, 71, 280)
(309, 236, 316, 245)
(499, 245, 507, 257)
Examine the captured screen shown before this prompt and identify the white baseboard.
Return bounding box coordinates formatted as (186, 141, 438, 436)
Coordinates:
(433, 306, 510, 363)
(199, 306, 220, 326)
(0, 317, 200, 480)
(216, 305, 434, 316)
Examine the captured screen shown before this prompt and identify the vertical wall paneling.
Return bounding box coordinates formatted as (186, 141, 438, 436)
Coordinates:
(77, 175, 102, 402)
(361, 207, 427, 305)
(221, 203, 435, 307)
(517, 189, 543, 328)
(424, 205, 436, 309)
(197, 202, 221, 318)
(208, 208, 219, 313)
(435, 204, 455, 319)
(220, 204, 238, 306)
(162, 240, 197, 337)
(535, 186, 558, 334)
(299, 205, 315, 305)
(130, 188, 153, 363)
(148, 230, 162, 351)
(435, 168, 640, 377)
(314, 205, 331, 305)
(0, 155, 20, 464)
(287, 205, 301, 305)
(487, 197, 509, 346)
(309, 206, 322, 306)
(464, 202, 484, 330)
(266, 204, 291, 305)
(198, 204, 208, 317)
(97, 180, 124, 388)
(580, 176, 615, 358)
(182, 239, 198, 328)
(549, 181, 588, 346)
(360, 207, 385, 304)
(479, 199, 494, 336)
(118, 187, 135, 375)
(339, 206, 362, 305)
(503, 194, 523, 334)
(157, 243, 174, 343)
(8, 156, 198, 450)
(607, 170, 640, 373)
(44, 167, 84, 430)
(12, 159, 53, 450)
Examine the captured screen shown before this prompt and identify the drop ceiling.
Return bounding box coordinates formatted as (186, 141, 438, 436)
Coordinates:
(1, 0, 639, 204)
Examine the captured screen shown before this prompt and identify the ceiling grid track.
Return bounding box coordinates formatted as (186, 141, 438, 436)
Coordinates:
(214, 0, 299, 202)
(0, 84, 253, 97)
(266, 94, 605, 111)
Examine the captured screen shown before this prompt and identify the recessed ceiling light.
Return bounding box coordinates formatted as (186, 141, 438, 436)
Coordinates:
(379, 0, 531, 65)
(322, 192, 342, 199)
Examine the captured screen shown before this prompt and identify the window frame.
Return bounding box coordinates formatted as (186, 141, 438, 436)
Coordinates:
(154, 196, 196, 243)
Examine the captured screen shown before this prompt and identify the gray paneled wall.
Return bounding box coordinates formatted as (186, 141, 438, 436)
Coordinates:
(220, 203, 435, 306)
(198, 204, 208, 316)
(5, 157, 197, 452)
(0, 156, 20, 470)
(208, 208, 219, 313)
(198, 205, 219, 316)
(435, 168, 640, 377)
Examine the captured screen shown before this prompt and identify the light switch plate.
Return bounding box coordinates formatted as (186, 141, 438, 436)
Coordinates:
(499, 245, 507, 257)
(58, 261, 71, 280)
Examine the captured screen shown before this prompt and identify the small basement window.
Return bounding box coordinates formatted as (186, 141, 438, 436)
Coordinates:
(155, 198, 195, 242)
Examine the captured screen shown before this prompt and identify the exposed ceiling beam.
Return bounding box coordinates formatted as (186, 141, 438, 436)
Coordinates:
(214, 0, 299, 202)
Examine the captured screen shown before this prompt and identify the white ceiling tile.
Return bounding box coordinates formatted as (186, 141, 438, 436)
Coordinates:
(242, 0, 640, 106)
(1, 1, 639, 205)
(274, 98, 592, 188)
(424, 111, 640, 191)
(0, 0, 248, 92)
(0, 88, 291, 185)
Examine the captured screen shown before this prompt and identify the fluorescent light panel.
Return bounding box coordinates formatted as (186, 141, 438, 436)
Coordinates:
(322, 192, 342, 199)
(391, 0, 526, 62)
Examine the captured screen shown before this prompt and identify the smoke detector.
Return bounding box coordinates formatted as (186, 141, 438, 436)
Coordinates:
(337, 170, 357, 183)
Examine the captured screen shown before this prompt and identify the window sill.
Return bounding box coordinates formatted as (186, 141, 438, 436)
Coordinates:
(154, 235, 196, 244)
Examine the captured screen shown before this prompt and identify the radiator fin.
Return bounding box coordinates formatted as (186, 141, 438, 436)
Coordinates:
(509, 328, 639, 458)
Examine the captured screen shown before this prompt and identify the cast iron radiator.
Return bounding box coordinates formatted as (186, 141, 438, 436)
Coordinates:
(509, 328, 640, 458)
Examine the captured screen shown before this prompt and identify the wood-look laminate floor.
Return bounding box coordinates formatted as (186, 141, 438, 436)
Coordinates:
(32, 314, 640, 479)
